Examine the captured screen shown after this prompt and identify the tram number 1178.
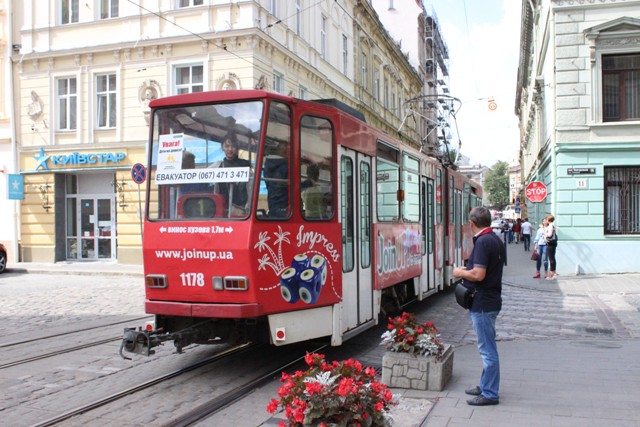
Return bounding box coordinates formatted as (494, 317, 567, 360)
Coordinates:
(180, 272, 205, 287)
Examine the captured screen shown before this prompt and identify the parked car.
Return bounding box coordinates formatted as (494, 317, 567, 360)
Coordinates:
(0, 243, 6, 273)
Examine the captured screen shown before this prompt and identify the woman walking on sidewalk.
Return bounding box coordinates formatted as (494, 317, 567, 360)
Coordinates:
(532, 220, 549, 279)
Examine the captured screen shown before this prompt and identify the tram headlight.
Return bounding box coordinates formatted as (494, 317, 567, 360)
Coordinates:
(212, 276, 223, 290)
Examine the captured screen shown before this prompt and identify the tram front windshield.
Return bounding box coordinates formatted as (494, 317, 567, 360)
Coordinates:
(148, 101, 263, 220)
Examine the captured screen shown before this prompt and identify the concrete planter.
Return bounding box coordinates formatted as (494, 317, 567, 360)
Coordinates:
(381, 344, 454, 391)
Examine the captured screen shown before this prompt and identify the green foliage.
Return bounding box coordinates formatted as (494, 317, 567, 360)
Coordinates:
(484, 161, 510, 210)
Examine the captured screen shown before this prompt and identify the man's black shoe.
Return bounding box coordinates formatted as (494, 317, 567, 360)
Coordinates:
(465, 386, 481, 396)
(467, 395, 499, 406)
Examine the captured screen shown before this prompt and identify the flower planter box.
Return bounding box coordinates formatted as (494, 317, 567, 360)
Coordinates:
(381, 344, 454, 391)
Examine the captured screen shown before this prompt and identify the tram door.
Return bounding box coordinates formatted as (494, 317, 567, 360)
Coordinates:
(419, 177, 437, 296)
(339, 148, 373, 332)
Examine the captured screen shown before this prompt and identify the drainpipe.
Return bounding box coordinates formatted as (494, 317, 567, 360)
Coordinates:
(7, 0, 21, 263)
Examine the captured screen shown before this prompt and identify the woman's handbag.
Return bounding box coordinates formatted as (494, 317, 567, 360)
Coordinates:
(531, 251, 539, 261)
(454, 282, 476, 309)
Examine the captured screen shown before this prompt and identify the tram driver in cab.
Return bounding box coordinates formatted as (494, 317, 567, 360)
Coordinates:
(210, 133, 251, 216)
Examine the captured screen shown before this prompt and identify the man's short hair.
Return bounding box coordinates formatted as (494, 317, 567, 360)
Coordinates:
(470, 207, 491, 228)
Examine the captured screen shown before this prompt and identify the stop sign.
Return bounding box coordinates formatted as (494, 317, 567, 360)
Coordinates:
(526, 181, 547, 203)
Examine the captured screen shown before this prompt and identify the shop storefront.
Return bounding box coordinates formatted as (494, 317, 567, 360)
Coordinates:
(19, 147, 145, 264)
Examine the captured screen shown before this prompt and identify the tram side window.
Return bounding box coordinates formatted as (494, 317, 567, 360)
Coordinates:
(402, 153, 420, 222)
(258, 101, 292, 219)
(435, 168, 442, 224)
(300, 116, 334, 220)
(376, 142, 399, 221)
(463, 183, 471, 223)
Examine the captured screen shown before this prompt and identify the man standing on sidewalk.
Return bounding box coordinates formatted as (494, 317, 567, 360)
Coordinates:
(453, 206, 506, 406)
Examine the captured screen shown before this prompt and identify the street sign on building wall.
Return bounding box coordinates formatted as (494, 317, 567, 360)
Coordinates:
(525, 181, 547, 203)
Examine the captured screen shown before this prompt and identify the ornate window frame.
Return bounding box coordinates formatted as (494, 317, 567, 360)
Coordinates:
(584, 17, 640, 124)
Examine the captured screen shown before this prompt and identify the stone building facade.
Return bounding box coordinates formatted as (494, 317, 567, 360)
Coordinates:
(516, 0, 640, 274)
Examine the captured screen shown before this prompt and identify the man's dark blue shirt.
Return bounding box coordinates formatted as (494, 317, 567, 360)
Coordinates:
(464, 228, 505, 312)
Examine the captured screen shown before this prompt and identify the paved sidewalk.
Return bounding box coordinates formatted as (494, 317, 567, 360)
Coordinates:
(10, 260, 143, 277)
(11, 243, 640, 426)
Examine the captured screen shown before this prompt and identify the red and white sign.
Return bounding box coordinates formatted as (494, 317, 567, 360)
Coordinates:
(525, 181, 547, 203)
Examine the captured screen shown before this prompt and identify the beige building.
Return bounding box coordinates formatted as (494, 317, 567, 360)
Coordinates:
(10, 0, 423, 264)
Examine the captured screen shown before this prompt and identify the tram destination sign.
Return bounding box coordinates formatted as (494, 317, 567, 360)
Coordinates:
(567, 167, 595, 175)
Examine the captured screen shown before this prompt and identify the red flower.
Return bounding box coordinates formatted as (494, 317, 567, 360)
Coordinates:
(305, 381, 324, 395)
(267, 398, 279, 414)
(337, 377, 354, 396)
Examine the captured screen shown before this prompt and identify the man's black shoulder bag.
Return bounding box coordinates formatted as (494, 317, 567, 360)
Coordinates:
(455, 281, 475, 309)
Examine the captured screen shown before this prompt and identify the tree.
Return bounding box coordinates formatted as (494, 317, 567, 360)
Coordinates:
(484, 161, 510, 210)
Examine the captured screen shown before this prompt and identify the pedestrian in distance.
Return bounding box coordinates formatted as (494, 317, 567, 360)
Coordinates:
(514, 219, 521, 244)
(545, 214, 558, 280)
(532, 219, 549, 278)
(521, 217, 533, 251)
(502, 220, 508, 245)
(453, 206, 505, 406)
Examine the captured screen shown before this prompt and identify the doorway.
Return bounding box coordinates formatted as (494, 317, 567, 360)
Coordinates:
(66, 174, 116, 260)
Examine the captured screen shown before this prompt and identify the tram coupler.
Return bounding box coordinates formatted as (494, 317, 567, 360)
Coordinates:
(120, 327, 168, 359)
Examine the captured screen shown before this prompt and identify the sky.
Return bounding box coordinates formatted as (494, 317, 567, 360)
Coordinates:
(427, 0, 522, 167)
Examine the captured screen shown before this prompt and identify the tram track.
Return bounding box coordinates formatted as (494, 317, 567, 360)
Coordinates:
(0, 316, 153, 370)
(0, 337, 122, 369)
(0, 315, 152, 348)
(28, 343, 261, 427)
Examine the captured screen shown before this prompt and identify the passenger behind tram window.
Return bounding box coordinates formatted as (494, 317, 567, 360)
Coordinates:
(209, 134, 251, 216)
(301, 163, 325, 219)
(262, 140, 289, 218)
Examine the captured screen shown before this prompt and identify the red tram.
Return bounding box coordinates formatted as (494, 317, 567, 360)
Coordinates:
(121, 90, 482, 357)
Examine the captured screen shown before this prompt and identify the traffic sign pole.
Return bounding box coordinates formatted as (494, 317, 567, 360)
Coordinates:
(131, 163, 147, 237)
